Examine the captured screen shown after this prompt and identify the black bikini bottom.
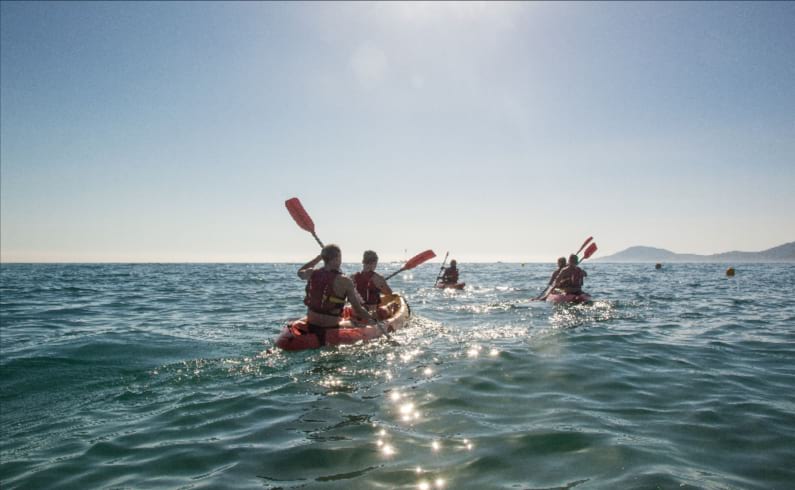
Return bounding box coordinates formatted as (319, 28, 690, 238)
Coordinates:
(307, 324, 339, 346)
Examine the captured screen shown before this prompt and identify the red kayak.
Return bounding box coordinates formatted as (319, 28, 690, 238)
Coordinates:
(435, 282, 466, 290)
(275, 294, 410, 351)
(545, 291, 592, 304)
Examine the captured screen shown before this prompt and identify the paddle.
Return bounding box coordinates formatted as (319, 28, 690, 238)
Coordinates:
(575, 236, 593, 256)
(578, 242, 598, 262)
(384, 249, 436, 280)
(435, 251, 449, 286)
(285, 197, 324, 248)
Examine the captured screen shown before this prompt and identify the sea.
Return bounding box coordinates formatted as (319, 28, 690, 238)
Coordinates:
(1, 262, 794, 489)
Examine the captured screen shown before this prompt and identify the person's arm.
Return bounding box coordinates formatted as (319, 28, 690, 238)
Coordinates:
(535, 270, 559, 300)
(340, 277, 377, 324)
(372, 273, 393, 296)
(297, 255, 322, 280)
(552, 269, 568, 289)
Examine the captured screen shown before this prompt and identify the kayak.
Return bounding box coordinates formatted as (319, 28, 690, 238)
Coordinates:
(435, 282, 466, 290)
(275, 294, 410, 351)
(545, 291, 592, 304)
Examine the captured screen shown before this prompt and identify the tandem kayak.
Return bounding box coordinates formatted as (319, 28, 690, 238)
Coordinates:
(545, 291, 592, 304)
(435, 282, 466, 290)
(275, 294, 410, 351)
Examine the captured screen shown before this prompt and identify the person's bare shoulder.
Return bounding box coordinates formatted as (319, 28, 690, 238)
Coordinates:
(336, 275, 355, 292)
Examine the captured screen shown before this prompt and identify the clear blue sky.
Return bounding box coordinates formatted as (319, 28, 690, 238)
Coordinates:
(2, 2, 794, 262)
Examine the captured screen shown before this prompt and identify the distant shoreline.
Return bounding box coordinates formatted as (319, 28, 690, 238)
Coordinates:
(595, 241, 795, 263)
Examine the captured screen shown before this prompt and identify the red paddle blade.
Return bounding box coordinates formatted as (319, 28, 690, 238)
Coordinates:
(403, 249, 436, 270)
(576, 236, 593, 255)
(285, 198, 315, 233)
(582, 242, 598, 260)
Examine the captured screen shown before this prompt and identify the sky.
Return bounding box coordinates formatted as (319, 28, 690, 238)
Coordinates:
(1, 1, 794, 263)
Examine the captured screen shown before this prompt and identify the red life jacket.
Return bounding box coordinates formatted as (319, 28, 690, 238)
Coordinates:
(443, 267, 459, 284)
(559, 267, 584, 289)
(304, 269, 346, 316)
(353, 270, 381, 305)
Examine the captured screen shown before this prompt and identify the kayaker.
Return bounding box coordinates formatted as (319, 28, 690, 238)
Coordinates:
(552, 254, 588, 294)
(439, 260, 460, 286)
(537, 257, 567, 300)
(298, 244, 380, 342)
(352, 250, 393, 317)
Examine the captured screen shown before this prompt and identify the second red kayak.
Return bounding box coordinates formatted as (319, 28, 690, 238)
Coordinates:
(545, 291, 592, 304)
(435, 282, 466, 290)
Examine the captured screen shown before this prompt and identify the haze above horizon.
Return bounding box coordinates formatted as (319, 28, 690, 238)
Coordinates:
(2, 2, 794, 263)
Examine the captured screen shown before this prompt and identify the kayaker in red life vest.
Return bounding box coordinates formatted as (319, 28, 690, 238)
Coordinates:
(297, 244, 378, 329)
(352, 250, 393, 312)
(440, 260, 460, 285)
(552, 254, 588, 294)
(536, 257, 567, 300)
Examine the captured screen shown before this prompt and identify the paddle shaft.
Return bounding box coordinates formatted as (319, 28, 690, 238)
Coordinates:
(435, 252, 449, 285)
(384, 269, 403, 281)
(310, 232, 324, 249)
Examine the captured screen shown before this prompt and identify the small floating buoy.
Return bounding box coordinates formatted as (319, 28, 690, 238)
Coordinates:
(726, 267, 735, 277)
(655, 263, 662, 270)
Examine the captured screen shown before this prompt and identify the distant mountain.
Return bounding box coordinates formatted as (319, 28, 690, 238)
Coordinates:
(596, 241, 795, 263)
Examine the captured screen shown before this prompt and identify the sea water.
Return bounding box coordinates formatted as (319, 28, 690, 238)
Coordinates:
(1, 263, 794, 489)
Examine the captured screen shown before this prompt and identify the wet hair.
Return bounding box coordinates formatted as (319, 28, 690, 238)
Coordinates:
(450, 260, 457, 267)
(557, 257, 567, 267)
(362, 250, 378, 264)
(321, 244, 341, 262)
(568, 254, 578, 265)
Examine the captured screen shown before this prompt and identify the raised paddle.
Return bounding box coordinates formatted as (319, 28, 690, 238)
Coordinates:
(578, 242, 598, 262)
(575, 236, 593, 256)
(435, 251, 449, 286)
(285, 197, 324, 248)
(384, 249, 436, 280)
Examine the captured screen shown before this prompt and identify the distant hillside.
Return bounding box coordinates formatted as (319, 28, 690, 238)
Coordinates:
(596, 241, 795, 263)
